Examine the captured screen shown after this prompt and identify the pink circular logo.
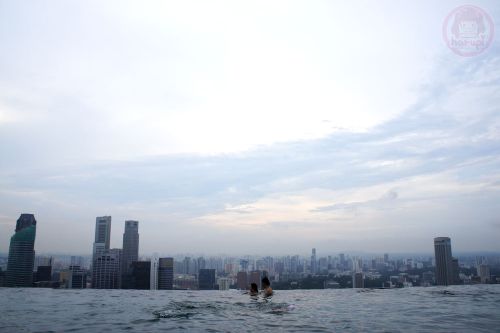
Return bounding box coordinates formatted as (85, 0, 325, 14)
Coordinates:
(443, 5, 495, 57)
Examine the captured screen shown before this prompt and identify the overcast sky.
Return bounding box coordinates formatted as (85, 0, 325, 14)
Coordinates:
(1, 0, 499, 256)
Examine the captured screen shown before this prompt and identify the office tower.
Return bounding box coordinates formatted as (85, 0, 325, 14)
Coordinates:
(130, 261, 151, 289)
(237, 271, 248, 290)
(121, 221, 139, 274)
(353, 272, 364, 288)
(6, 214, 37, 287)
(158, 257, 174, 290)
(67, 266, 87, 289)
(384, 253, 389, 263)
(199, 268, 216, 290)
(434, 237, 453, 286)
(35, 265, 52, 282)
(94, 216, 111, 253)
(92, 216, 111, 287)
(249, 270, 261, 289)
(150, 255, 159, 290)
(121, 220, 139, 289)
(311, 248, 317, 274)
(92, 248, 122, 289)
(479, 264, 490, 284)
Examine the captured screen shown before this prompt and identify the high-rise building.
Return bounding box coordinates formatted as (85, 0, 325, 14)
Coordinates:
(6, 214, 37, 287)
(236, 271, 248, 290)
(94, 216, 111, 253)
(199, 268, 216, 290)
(121, 220, 139, 288)
(130, 261, 151, 289)
(35, 265, 52, 283)
(150, 255, 159, 290)
(311, 248, 317, 274)
(121, 221, 139, 274)
(67, 265, 87, 289)
(158, 257, 174, 290)
(479, 264, 490, 284)
(92, 248, 121, 289)
(434, 237, 453, 286)
(92, 216, 112, 287)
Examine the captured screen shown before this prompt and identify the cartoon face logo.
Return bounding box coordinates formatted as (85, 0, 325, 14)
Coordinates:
(443, 5, 494, 57)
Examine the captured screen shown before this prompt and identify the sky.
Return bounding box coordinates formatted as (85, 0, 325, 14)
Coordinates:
(1, 0, 499, 255)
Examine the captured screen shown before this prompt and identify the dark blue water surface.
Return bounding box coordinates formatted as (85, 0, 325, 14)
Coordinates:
(1, 285, 500, 332)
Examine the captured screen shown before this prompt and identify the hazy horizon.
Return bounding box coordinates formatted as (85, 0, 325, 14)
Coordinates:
(1, 1, 500, 255)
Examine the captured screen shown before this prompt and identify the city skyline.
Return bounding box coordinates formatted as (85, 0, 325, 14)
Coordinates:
(1, 1, 500, 255)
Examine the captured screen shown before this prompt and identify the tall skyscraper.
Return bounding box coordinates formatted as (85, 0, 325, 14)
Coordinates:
(121, 220, 139, 288)
(158, 257, 174, 290)
(6, 214, 37, 287)
(311, 248, 317, 274)
(434, 237, 453, 286)
(92, 216, 112, 287)
(92, 248, 122, 289)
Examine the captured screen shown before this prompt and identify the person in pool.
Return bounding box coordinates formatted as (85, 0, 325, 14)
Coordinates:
(261, 276, 273, 297)
(249, 283, 259, 296)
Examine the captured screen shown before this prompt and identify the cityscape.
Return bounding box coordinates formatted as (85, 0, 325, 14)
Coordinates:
(2, 213, 498, 290)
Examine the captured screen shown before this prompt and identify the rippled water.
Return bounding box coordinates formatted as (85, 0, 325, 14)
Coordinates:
(1, 285, 500, 332)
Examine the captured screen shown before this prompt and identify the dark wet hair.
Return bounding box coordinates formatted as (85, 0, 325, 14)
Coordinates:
(250, 283, 258, 292)
(261, 276, 270, 287)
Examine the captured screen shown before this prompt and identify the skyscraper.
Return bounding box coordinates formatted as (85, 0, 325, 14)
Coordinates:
(311, 248, 317, 274)
(93, 216, 111, 258)
(130, 261, 151, 290)
(236, 271, 248, 290)
(92, 216, 112, 287)
(6, 214, 37, 287)
(199, 268, 216, 290)
(121, 220, 139, 288)
(158, 257, 174, 290)
(92, 248, 122, 289)
(434, 237, 453, 286)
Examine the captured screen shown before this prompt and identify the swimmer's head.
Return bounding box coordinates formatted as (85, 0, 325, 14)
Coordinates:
(262, 276, 271, 288)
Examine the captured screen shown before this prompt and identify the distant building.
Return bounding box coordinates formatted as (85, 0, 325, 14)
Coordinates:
(479, 264, 490, 284)
(174, 274, 198, 290)
(121, 220, 139, 288)
(353, 272, 364, 288)
(310, 248, 317, 274)
(6, 214, 37, 287)
(218, 277, 231, 290)
(35, 265, 52, 282)
(434, 237, 453, 286)
(236, 271, 248, 290)
(130, 261, 150, 290)
(67, 265, 87, 289)
(92, 248, 122, 289)
(249, 270, 261, 289)
(150, 256, 159, 290)
(198, 268, 216, 290)
(158, 257, 174, 290)
(92, 216, 112, 286)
